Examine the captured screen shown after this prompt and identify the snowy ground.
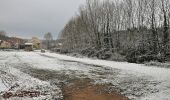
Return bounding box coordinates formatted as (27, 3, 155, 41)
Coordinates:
(0, 50, 170, 100)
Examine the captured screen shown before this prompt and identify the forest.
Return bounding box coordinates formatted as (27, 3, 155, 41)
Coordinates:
(59, 0, 170, 63)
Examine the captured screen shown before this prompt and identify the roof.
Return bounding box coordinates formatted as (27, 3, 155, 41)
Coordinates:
(25, 43, 33, 45)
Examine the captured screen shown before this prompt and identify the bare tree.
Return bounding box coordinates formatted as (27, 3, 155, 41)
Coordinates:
(0, 31, 8, 40)
(148, 0, 158, 54)
(59, 0, 170, 62)
(160, 0, 170, 60)
(86, 0, 102, 49)
(0, 31, 6, 36)
(44, 32, 53, 49)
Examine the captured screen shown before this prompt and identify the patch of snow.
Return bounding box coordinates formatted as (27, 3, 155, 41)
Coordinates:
(41, 52, 170, 81)
(0, 52, 62, 100)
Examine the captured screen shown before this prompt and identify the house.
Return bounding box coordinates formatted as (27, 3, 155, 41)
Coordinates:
(24, 43, 33, 51)
(0, 40, 3, 48)
(0, 40, 2, 45)
(31, 37, 41, 49)
(7, 37, 25, 49)
(0, 37, 26, 49)
(0, 40, 11, 49)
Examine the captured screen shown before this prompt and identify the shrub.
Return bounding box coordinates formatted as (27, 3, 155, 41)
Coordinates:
(137, 55, 158, 63)
(125, 49, 140, 63)
(126, 49, 164, 63)
(110, 52, 126, 61)
(145, 61, 170, 68)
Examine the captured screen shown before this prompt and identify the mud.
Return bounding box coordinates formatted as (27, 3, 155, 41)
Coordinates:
(63, 78, 129, 100)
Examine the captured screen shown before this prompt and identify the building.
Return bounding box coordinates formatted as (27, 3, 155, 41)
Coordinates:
(7, 37, 25, 49)
(24, 43, 33, 51)
(31, 37, 41, 49)
(0, 40, 11, 49)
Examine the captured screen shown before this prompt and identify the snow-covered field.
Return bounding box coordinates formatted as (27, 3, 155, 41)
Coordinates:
(0, 51, 62, 100)
(0, 50, 170, 100)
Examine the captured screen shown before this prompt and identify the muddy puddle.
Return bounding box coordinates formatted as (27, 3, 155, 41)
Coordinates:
(17, 67, 129, 100)
(63, 78, 129, 100)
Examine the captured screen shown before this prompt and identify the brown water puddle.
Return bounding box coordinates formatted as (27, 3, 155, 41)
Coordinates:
(62, 79, 129, 100)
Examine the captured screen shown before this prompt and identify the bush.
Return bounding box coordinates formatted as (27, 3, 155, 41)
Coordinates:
(60, 49, 69, 54)
(110, 52, 126, 61)
(99, 50, 112, 60)
(125, 48, 164, 63)
(145, 61, 162, 66)
(125, 49, 140, 63)
(137, 55, 158, 63)
(145, 61, 170, 68)
(95, 48, 110, 59)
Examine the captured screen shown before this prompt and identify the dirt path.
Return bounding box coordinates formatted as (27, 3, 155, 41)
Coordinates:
(1, 51, 164, 99)
(16, 65, 129, 100)
(10, 52, 158, 100)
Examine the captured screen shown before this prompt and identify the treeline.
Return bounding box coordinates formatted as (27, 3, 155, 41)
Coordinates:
(59, 0, 170, 63)
(0, 31, 9, 40)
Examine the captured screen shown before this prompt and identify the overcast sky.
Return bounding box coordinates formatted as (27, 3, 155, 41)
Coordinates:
(0, 0, 86, 39)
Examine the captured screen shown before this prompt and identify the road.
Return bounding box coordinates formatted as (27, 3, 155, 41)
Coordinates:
(0, 51, 170, 100)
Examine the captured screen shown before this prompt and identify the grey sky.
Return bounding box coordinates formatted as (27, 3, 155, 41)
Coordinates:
(0, 0, 86, 39)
